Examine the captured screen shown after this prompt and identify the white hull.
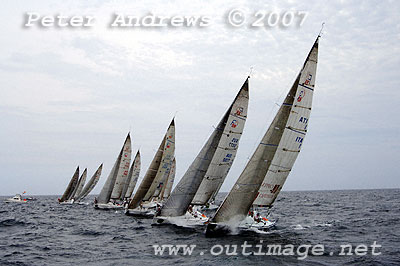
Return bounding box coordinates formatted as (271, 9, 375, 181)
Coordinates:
(124, 207, 155, 218)
(206, 216, 276, 237)
(94, 202, 123, 210)
(152, 211, 208, 228)
(4, 198, 27, 203)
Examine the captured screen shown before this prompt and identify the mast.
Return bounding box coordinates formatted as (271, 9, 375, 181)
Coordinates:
(60, 166, 79, 202)
(159, 77, 249, 217)
(210, 37, 319, 225)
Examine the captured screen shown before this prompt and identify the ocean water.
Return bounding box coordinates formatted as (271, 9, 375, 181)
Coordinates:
(1, 189, 399, 265)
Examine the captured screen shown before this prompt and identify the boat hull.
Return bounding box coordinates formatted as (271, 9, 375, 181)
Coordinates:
(94, 203, 123, 210)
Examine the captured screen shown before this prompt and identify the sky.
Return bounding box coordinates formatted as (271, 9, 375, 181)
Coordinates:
(0, 0, 399, 196)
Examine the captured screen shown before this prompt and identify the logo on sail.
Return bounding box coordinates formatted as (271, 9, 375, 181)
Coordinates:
(236, 107, 244, 116)
(230, 120, 238, 128)
(297, 90, 305, 102)
(305, 73, 312, 85)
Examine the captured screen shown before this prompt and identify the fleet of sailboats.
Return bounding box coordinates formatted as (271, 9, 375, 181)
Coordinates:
(53, 35, 321, 237)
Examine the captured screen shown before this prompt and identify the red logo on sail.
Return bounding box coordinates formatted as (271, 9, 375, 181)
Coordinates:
(236, 107, 244, 116)
(297, 90, 305, 102)
(230, 120, 238, 128)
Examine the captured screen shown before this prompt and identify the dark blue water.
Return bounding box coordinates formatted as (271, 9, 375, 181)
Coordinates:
(1, 189, 399, 265)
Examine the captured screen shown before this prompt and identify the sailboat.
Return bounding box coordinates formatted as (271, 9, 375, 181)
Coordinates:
(74, 164, 103, 202)
(152, 77, 249, 227)
(206, 36, 319, 236)
(68, 168, 87, 202)
(95, 133, 132, 209)
(125, 119, 175, 217)
(58, 166, 79, 203)
(120, 150, 141, 203)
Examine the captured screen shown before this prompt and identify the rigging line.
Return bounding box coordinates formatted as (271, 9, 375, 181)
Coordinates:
(318, 22, 325, 37)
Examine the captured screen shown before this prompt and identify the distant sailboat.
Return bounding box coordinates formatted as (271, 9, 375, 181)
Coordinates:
(59, 166, 79, 203)
(95, 133, 132, 209)
(121, 151, 141, 201)
(153, 77, 249, 227)
(74, 164, 103, 202)
(70, 168, 87, 201)
(206, 36, 319, 236)
(125, 119, 175, 217)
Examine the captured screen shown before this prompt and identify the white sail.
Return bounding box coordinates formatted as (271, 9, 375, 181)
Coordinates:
(159, 78, 249, 217)
(97, 134, 130, 204)
(75, 164, 103, 201)
(70, 168, 87, 200)
(128, 120, 172, 209)
(60, 166, 79, 202)
(143, 120, 175, 201)
(192, 84, 248, 205)
(161, 158, 176, 199)
(210, 37, 319, 226)
(123, 151, 141, 199)
(254, 39, 318, 207)
(111, 134, 132, 200)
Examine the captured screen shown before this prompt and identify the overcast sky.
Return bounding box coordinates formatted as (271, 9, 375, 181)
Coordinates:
(0, 0, 399, 196)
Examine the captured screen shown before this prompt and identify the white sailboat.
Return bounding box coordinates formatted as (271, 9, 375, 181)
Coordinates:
(95, 133, 132, 210)
(58, 166, 79, 203)
(125, 119, 175, 217)
(206, 36, 320, 236)
(152, 77, 249, 227)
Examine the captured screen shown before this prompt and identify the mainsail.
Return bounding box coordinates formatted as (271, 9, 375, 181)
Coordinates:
(210, 37, 319, 225)
(111, 134, 132, 200)
(192, 85, 248, 205)
(75, 164, 103, 201)
(128, 119, 174, 209)
(70, 168, 87, 200)
(97, 134, 130, 204)
(143, 120, 175, 201)
(60, 166, 79, 202)
(122, 151, 141, 199)
(160, 158, 176, 199)
(159, 77, 249, 217)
